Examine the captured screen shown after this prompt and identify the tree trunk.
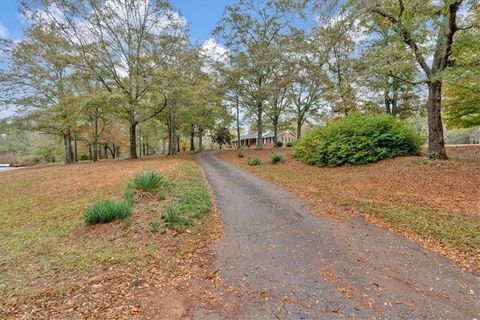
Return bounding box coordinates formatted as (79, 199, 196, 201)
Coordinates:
(92, 119, 99, 161)
(198, 129, 204, 151)
(73, 134, 78, 162)
(296, 118, 302, 139)
(273, 119, 279, 146)
(392, 80, 399, 117)
(384, 85, 391, 114)
(92, 141, 98, 161)
(426, 81, 447, 159)
(167, 110, 177, 155)
(177, 135, 180, 153)
(88, 145, 92, 160)
(63, 129, 73, 164)
(138, 128, 142, 157)
(256, 101, 263, 150)
(111, 144, 116, 159)
(68, 133, 74, 162)
(129, 112, 138, 159)
(190, 124, 195, 151)
(236, 95, 241, 149)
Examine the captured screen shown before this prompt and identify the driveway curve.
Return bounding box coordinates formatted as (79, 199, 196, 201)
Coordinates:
(196, 151, 479, 319)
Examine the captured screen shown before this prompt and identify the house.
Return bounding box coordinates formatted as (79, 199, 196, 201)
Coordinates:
(231, 130, 296, 148)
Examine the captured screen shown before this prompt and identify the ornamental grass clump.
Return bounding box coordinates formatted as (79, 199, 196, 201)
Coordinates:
(84, 199, 133, 225)
(129, 170, 167, 192)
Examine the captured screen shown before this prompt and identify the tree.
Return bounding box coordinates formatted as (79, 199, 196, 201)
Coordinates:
(286, 32, 328, 138)
(0, 24, 78, 163)
(32, 0, 185, 158)
(212, 127, 231, 149)
(215, 0, 305, 149)
(443, 6, 480, 129)
(358, 23, 423, 118)
(361, 0, 474, 159)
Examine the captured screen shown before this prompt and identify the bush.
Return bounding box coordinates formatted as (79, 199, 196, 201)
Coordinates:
(247, 157, 262, 166)
(84, 199, 133, 225)
(286, 141, 293, 147)
(271, 152, 285, 164)
(163, 202, 191, 230)
(275, 141, 284, 147)
(130, 170, 167, 192)
(293, 113, 423, 167)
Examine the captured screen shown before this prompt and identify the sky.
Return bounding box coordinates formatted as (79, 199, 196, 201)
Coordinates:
(0, 0, 236, 118)
(0, 0, 235, 42)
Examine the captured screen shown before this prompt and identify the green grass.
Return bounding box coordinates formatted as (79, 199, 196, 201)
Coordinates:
(162, 163, 211, 231)
(84, 199, 133, 225)
(0, 158, 212, 304)
(359, 202, 480, 255)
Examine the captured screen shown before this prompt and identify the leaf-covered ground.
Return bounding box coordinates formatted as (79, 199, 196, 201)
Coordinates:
(0, 155, 222, 318)
(218, 145, 480, 273)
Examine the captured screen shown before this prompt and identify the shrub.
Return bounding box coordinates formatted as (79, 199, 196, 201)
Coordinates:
(130, 170, 167, 192)
(271, 152, 285, 164)
(238, 152, 244, 158)
(247, 157, 262, 166)
(163, 202, 191, 230)
(275, 141, 284, 147)
(84, 199, 133, 225)
(286, 141, 293, 147)
(293, 113, 423, 167)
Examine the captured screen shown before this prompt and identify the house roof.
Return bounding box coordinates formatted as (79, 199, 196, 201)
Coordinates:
(231, 131, 287, 142)
(231, 131, 272, 142)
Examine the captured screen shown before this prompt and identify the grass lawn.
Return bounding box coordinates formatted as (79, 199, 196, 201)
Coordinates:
(0, 154, 221, 318)
(219, 145, 480, 273)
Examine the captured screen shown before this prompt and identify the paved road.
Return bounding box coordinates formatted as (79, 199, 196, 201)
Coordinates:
(196, 152, 480, 319)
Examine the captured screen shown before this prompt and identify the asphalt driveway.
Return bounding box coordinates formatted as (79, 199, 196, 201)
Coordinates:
(195, 151, 479, 319)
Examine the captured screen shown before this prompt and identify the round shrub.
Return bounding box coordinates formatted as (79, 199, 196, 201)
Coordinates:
(293, 113, 423, 167)
(271, 152, 285, 164)
(247, 157, 262, 166)
(275, 141, 284, 147)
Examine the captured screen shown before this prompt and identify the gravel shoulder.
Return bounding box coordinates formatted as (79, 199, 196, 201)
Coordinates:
(196, 151, 480, 319)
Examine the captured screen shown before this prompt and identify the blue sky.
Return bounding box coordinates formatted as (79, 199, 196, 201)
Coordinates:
(172, 0, 235, 42)
(0, 0, 234, 42)
(0, 0, 235, 118)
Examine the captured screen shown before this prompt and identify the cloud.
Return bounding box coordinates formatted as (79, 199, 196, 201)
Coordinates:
(200, 38, 228, 73)
(201, 38, 228, 63)
(0, 24, 8, 38)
